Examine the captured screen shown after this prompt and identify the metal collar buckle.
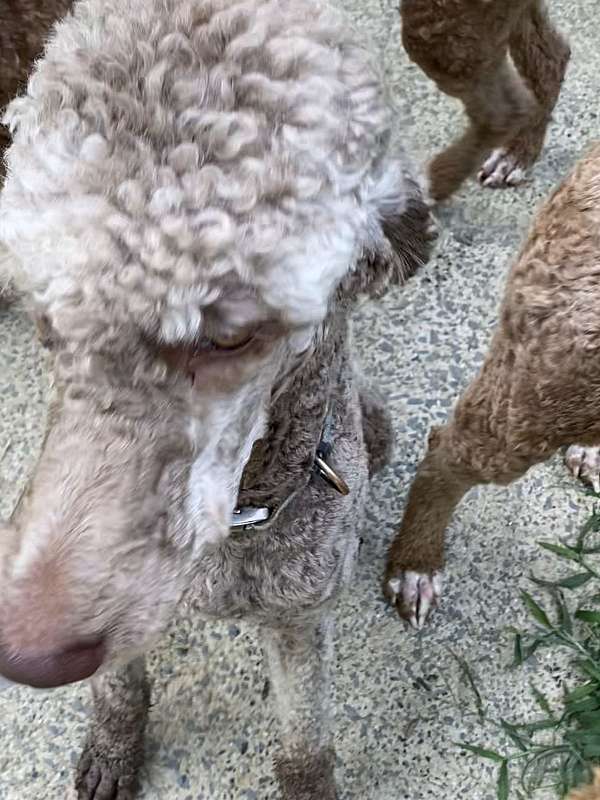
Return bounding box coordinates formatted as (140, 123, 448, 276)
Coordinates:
(229, 406, 349, 531)
(230, 506, 270, 530)
(314, 453, 350, 496)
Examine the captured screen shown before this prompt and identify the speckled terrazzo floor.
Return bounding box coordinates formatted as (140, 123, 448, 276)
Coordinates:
(1, 1, 599, 799)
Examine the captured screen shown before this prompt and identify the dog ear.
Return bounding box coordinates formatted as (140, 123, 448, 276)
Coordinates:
(32, 312, 62, 350)
(337, 172, 437, 304)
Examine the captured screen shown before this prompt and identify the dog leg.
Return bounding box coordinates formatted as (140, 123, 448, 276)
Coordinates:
(388, 143, 600, 625)
(479, 0, 570, 188)
(263, 617, 337, 800)
(383, 422, 474, 629)
(76, 657, 150, 800)
(384, 324, 600, 627)
(429, 58, 534, 202)
(360, 387, 394, 477)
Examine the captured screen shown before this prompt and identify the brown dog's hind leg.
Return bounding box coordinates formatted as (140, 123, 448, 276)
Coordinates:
(428, 58, 535, 202)
(479, 0, 570, 188)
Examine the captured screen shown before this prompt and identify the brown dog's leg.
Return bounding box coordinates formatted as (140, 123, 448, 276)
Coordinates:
(479, 0, 570, 188)
(384, 326, 600, 627)
(360, 387, 394, 477)
(428, 58, 534, 202)
(384, 334, 534, 626)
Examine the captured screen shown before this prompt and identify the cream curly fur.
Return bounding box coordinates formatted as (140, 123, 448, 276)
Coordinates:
(0, 0, 411, 344)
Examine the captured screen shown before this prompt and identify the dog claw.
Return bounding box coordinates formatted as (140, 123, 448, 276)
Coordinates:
(386, 570, 442, 629)
(478, 147, 529, 189)
(566, 445, 600, 493)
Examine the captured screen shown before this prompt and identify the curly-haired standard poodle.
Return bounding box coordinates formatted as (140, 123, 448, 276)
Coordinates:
(0, 0, 434, 797)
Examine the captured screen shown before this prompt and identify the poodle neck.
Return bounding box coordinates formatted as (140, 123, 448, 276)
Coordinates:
(237, 311, 351, 510)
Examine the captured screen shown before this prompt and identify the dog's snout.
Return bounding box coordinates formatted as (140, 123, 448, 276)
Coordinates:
(0, 637, 105, 689)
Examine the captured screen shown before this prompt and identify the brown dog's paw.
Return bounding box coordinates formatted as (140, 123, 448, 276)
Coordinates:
(565, 445, 600, 494)
(478, 127, 545, 189)
(478, 146, 530, 188)
(76, 742, 140, 800)
(384, 569, 442, 629)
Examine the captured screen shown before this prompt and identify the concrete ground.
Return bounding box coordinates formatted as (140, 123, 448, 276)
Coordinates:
(0, 1, 599, 798)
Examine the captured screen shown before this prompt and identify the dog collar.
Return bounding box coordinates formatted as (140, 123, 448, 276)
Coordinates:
(230, 407, 349, 532)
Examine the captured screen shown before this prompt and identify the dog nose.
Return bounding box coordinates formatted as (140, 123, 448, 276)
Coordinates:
(0, 638, 105, 688)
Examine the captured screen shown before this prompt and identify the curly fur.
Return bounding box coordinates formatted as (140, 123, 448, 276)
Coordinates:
(400, 0, 570, 200)
(384, 143, 600, 631)
(1, 0, 430, 341)
(0, 0, 433, 797)
(274, 745, 337, 800)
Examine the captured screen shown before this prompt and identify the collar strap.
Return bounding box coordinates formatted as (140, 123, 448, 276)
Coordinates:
(230, 407, 349, 532)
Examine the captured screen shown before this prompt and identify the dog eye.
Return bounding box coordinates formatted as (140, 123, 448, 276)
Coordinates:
(206, 328, 257, 352)
(154, 325, 260, 376)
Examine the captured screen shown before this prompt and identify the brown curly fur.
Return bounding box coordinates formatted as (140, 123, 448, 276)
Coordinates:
(400, 0, 570, 200)
(384, 141, 600, 606)
(0, 0, 74, 178)
(568, 770, 600, 800)
(274, 746, 337, 800)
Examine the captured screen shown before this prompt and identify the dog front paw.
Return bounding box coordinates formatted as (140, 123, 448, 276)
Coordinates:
(566, 445, 600, 493)
(275, 746, 337, 800)
(384, 569, 442, 629)
(75, 738, 142, 800)
(478, 131, 543, 189)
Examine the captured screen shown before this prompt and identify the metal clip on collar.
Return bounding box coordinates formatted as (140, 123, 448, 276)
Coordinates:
(230, 506, 270, 530)
(314, 453, 350, 496)
(230, 407, 349, 531)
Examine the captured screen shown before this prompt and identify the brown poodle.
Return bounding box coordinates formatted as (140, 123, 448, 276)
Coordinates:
(400, 0, 571, 201)
(384, 141, 600, 627)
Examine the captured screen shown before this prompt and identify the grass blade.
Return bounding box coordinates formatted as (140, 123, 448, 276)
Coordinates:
(575, 609, 600, 625)
(564, 697, 600, 717)
(577, 660, 600, 685)
(538, 542, 581, 561)
(530, 683, 554, 717)
(497, 760, 509, 800)
(521, 591, 552, 628)
(512, 632, 523, 667)
(500, 719, 529, 752)
(457, 742, 505, 762)
(565, 682, 598, 703)
(461, 511, 600, 798)
(558, 572, 594, 590)
(449, 650, 485, 721)
(530, 573, 560, 589)
(556, 590, 573, 634)
(522, 717, 560, 733)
